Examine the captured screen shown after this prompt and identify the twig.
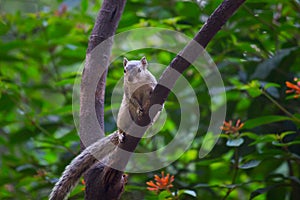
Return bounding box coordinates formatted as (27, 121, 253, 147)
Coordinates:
(261, 89, 300, 123)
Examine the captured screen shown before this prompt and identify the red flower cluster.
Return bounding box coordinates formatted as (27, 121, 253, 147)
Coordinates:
(286, 78, 300, 98)
(146, 171, 174, 193)
(220, 119, 244, 135)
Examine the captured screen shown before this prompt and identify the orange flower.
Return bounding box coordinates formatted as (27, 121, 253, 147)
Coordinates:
(220, 119, 244, 135)
(81, 179, 86, 191)
(146, 171, 174, 193)
(286, 78, 300, 98)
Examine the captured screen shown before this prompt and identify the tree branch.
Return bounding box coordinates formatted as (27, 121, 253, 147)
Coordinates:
(80, 0, 126, 199)
(81, 0, 245, 199)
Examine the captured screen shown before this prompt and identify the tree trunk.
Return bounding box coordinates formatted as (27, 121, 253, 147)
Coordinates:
(80, 0, 127, 199)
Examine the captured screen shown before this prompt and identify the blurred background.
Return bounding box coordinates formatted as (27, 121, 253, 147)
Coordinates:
(0, 0, 299, 199)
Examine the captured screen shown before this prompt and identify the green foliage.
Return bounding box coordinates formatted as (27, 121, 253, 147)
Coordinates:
(1, 0, 300, 200)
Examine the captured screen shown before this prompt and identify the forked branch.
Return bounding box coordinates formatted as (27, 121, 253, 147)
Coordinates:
(80, 0, 246, 199)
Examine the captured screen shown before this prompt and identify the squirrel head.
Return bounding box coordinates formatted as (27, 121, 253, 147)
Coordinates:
(123, 56, 149, 83)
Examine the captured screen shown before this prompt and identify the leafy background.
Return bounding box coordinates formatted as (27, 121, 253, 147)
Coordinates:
(0, 0, 299, 199)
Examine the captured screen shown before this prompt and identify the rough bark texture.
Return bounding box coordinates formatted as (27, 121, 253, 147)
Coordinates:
(80, 0, 127, 199)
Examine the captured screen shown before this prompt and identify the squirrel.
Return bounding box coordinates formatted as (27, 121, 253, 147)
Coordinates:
(49, 57, 157, 200)
(117, 56, 157, 139)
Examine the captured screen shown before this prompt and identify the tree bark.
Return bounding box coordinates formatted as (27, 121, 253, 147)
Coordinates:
(80, 0, 126, 199)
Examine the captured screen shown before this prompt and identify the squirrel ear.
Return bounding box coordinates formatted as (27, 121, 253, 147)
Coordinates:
(123, 57, 128, 67)
(141, 56, 147, 69)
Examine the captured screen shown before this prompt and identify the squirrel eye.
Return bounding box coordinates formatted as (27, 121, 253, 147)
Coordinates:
(124, 69, 126, 73)
(138, 68, 141, 73)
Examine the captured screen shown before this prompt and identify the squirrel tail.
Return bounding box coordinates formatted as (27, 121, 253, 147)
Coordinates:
(49, 132, 119, 200)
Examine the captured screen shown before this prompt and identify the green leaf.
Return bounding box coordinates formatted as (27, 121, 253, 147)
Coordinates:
(293, 113, 300, 119)
(279, 131, 296, 139)
(243, 115, 291, 129)
(180, 149, 197, 163)
(251, 47, 298, 79)
(272, 140, 300, 147)
(241, 132, 259, 140)
(250, 186, 275, 199)
(177, 189, 197, 197)
(226, 138, 244, 147)
(16, 164, 36, 174)
(239, 160, 261, 169)
(247, 87, 262, 98)
(158, 191, 172, 200)
(249, 134, 277, 145)
(261, 81, 280, 98)
(240, 80, 262, 98)
(263, 82, 280, 89)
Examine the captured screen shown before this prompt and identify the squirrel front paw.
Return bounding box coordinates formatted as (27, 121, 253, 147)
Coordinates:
(118, 131, 125, 143)
(111, 130, 125, 145)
